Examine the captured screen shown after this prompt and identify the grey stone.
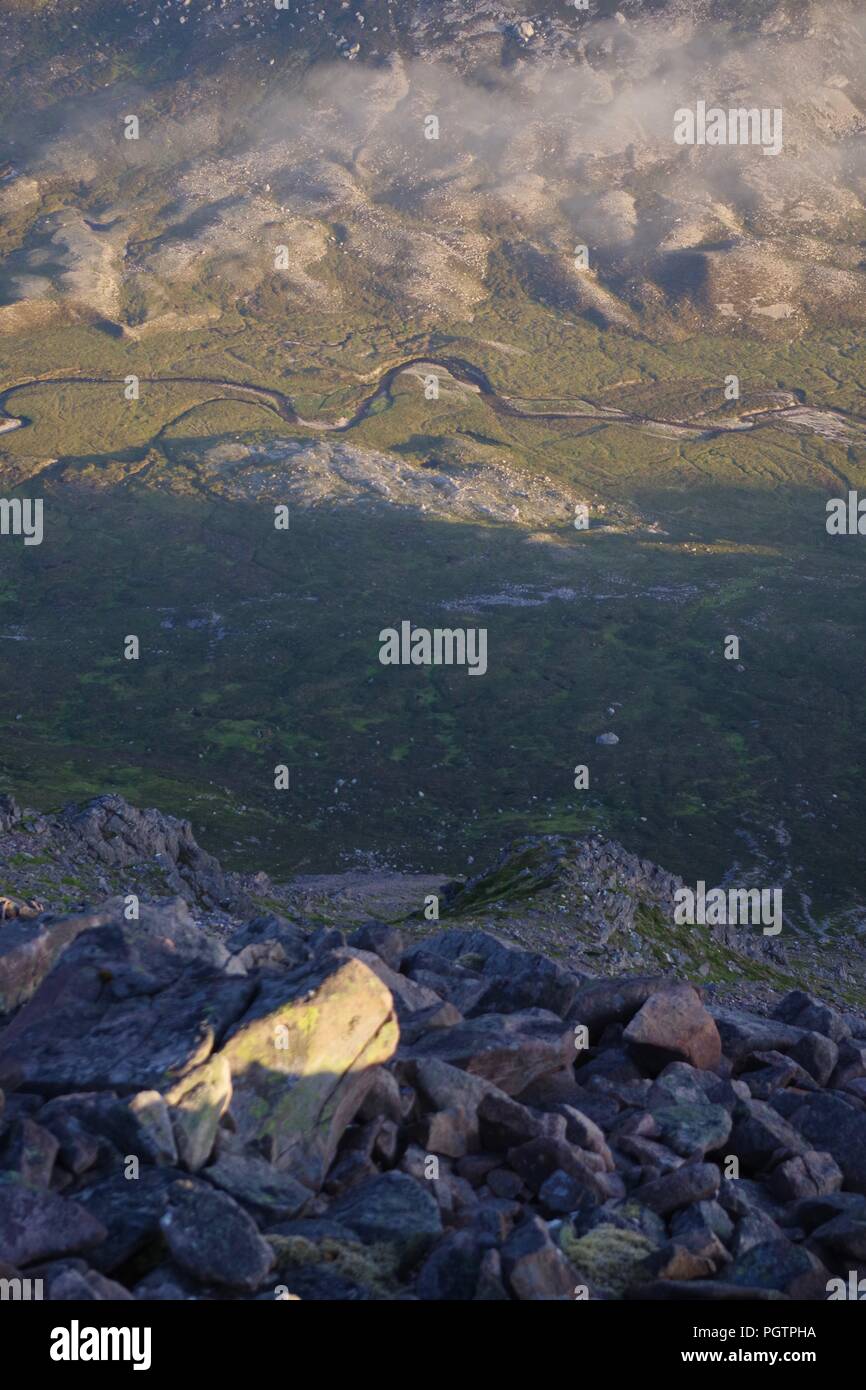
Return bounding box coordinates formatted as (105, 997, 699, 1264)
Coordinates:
(634, 1163, 721, 1215)
(0, 1181, 107, 1266)
(788, 1093, 866, 1193)
(203, 1153, 312, 1221)
(159, 1179, 274, 1291)
(726, 1240, 829, 1299)
(773, 991, 850, 1043)
(330, 1173, 443, 1273)
(347, 923, 404, 972)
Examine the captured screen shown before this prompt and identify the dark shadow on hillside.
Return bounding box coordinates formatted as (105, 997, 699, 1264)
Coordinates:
(1, 470, 865, 918)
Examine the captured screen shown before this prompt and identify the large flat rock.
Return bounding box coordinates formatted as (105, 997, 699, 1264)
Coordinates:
(221, 954, 398, 1190)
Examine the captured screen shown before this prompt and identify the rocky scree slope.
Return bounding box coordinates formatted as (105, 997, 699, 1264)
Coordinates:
(2, 790, 860, 1010)
(2, 797, 866, 1299)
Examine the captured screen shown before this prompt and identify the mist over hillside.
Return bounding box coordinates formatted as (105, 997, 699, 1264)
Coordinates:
(1, 0, 865, 336)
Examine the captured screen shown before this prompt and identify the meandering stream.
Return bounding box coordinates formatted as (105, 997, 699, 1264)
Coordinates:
(0, 355, 861, 446)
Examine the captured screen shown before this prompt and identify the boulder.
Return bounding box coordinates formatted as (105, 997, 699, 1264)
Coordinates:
(831, 1039, 866, 1088)
(786, 1192, 866, 1233)
(556, 1105, 615, 1170)
(648, 1061, 737, 1110)
(164, 1055, 232, 1172)
(29, 1258, 134, 1301)
(768, 1151, 843, 1202)
(809, 1213, 866, 1261)
(416, 1108, 474, 1159)
(731, 1209, 787, 1256)
(474, 1247, 510, 1300)
(671, 1200, 734, 1245)
(37, 1091, 177, 1174)
(725, 1240, 829, 1299)
(506, 1136, 606, 1200)
(538, 1169, 590, 1214)
(347, 923, 404, 972)
(739, 1050, 818, 1099)
(639, 1229, 729, 1282)
(227, 916, 311, 973)
(568, 977, 668, 1042)
(329, 1173, 442, 1273)
(651, 1103, 732, 1158)
(403, 1009, 574, 1096)
(773, 991, 850, 1043)
(1, 1118, 58, 1187)
(159, 1179, 274, 1291)
(477, 1090, 544, 1151)
(634, 1163, 721, 1215)
(203, 1152, 311, 1221)
(789, 1032, 838, 1087)
(415, 1230, 486, 1300)
(75, 1168, 184, 1273)
(623, 984, 721, 1074)
(336, 947, 442, 1017)
(0, 1181, 107, 1266)
(708, 1007, 805, 1064)
(0, 904, 254, 1095)
(0, 906, 114, 1016)
(221, 955, 398, 1190)
(501, 1216, 577, 1300)
(127, 1091, 178, 1166)
(402, 930, 577, 1017)
(728, 1099, 807, 1170)
(787, 1093, 866, 1193)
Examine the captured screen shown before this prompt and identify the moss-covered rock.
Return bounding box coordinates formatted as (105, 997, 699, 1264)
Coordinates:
(165, 1054, 231, 1172)
(559, 1223, 658, 1298)
(652, 1102, 732, 1158)
(267, 1233, 402, 1298)
(221, 956, 398, 1190)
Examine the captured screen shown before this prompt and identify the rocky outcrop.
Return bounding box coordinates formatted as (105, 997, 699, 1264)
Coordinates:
(1, 883, 865, 1301)
(55, 795, 252, 913)
(0, 793, 253, 918)
(440, 834, 682, 933)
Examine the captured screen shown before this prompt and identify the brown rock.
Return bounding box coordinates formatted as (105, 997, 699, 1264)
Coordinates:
(501, 1216, 577, 1300)
(0, 906, 114, 1015)
(403, 1010, 574, 1097)
(624, 984, 722, 1074)
(506, 1136, 606, 1199)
